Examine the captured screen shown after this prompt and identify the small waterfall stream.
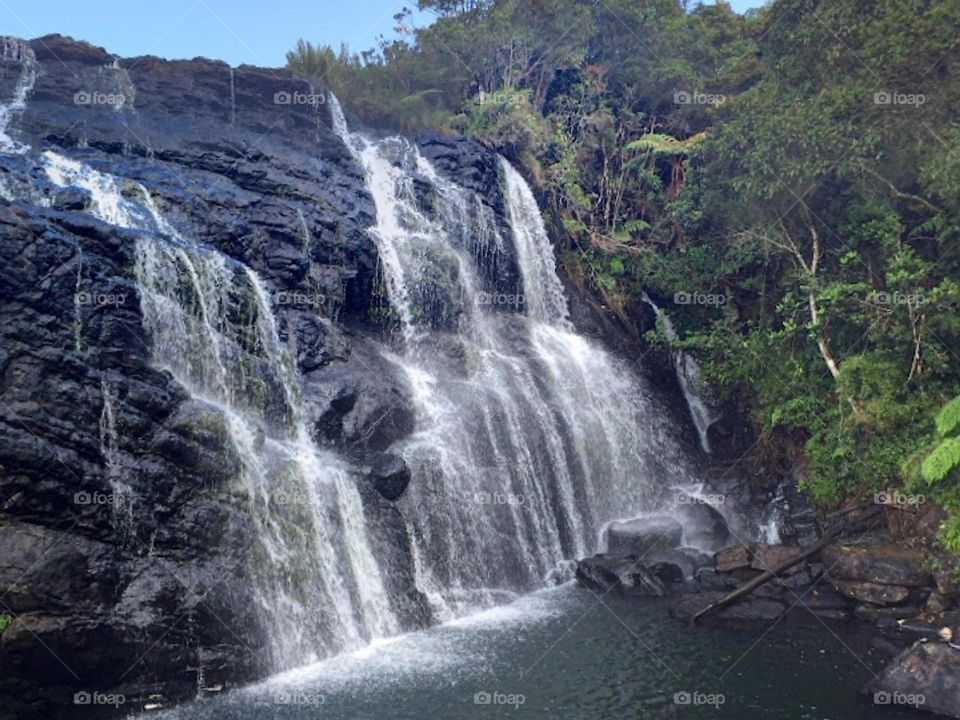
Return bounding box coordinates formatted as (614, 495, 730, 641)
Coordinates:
(643, 294, 720, 454)
(41, 150, 398, 668)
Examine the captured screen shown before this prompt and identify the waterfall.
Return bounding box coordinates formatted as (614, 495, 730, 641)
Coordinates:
(330, 94, 699, 614)
(0, 37, 37, 154)
(42, 150, 398, 668)
(643, 294, 720, 453)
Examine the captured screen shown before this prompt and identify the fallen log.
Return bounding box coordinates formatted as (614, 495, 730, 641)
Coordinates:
(691, 507, 882, 625)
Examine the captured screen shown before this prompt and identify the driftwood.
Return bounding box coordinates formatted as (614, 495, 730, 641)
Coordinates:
(691, 507, 882, 625)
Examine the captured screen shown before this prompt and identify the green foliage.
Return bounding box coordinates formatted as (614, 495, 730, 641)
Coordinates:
(0, 613, 11, 632)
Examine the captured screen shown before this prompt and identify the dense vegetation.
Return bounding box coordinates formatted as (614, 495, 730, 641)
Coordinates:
(288, 0, 960, 546)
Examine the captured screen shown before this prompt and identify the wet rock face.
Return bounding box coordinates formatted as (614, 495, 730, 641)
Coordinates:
(0, 34, 515, 719)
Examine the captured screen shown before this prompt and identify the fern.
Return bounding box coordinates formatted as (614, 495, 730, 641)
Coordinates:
(935, 395, 960, 438)
(922, 435, 960, 485)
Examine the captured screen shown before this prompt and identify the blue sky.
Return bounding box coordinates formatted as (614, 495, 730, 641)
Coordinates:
(1, 0, 767, 68)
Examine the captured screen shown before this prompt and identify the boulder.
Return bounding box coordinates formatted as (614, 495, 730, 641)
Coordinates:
(822, 545, 930, 587)
(645, 548, 711, 581)
(867, 641, 960, 718)
(574, 555, 667, 597)
(715, 544, 752, 573)
(675, 501, 732, 550)
(695, 568, 739, 592)
(751, 544, 806, 574)
(603, 516, 683, 556)
(830, 580, 912, 606)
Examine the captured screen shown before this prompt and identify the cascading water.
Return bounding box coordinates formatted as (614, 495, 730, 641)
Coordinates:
(643, 294, 720, 454)
(0, 37, 36, 154)
(330, 95, 705, 617)
(41, 150, 398, 668)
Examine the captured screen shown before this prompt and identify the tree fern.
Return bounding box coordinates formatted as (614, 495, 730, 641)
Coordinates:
(922, 435, 960, 485)
(935, 395, 960, 438)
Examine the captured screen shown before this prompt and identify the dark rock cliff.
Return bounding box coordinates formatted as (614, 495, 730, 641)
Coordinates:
(0, 34, 440, 719)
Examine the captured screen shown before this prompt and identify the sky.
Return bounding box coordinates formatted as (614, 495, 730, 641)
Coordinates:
(0, 0, 767, 68)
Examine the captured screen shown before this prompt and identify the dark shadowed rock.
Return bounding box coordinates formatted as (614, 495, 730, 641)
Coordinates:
(367, 452, 412, 501)
(830, 580, 912, 606)
(575, 554, 667, 597)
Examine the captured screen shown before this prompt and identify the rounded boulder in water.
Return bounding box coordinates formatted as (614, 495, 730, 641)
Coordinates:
(603, 515, 684, 555)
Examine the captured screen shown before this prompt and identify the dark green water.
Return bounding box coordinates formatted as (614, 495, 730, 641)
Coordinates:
(155, 584, 919, 719)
